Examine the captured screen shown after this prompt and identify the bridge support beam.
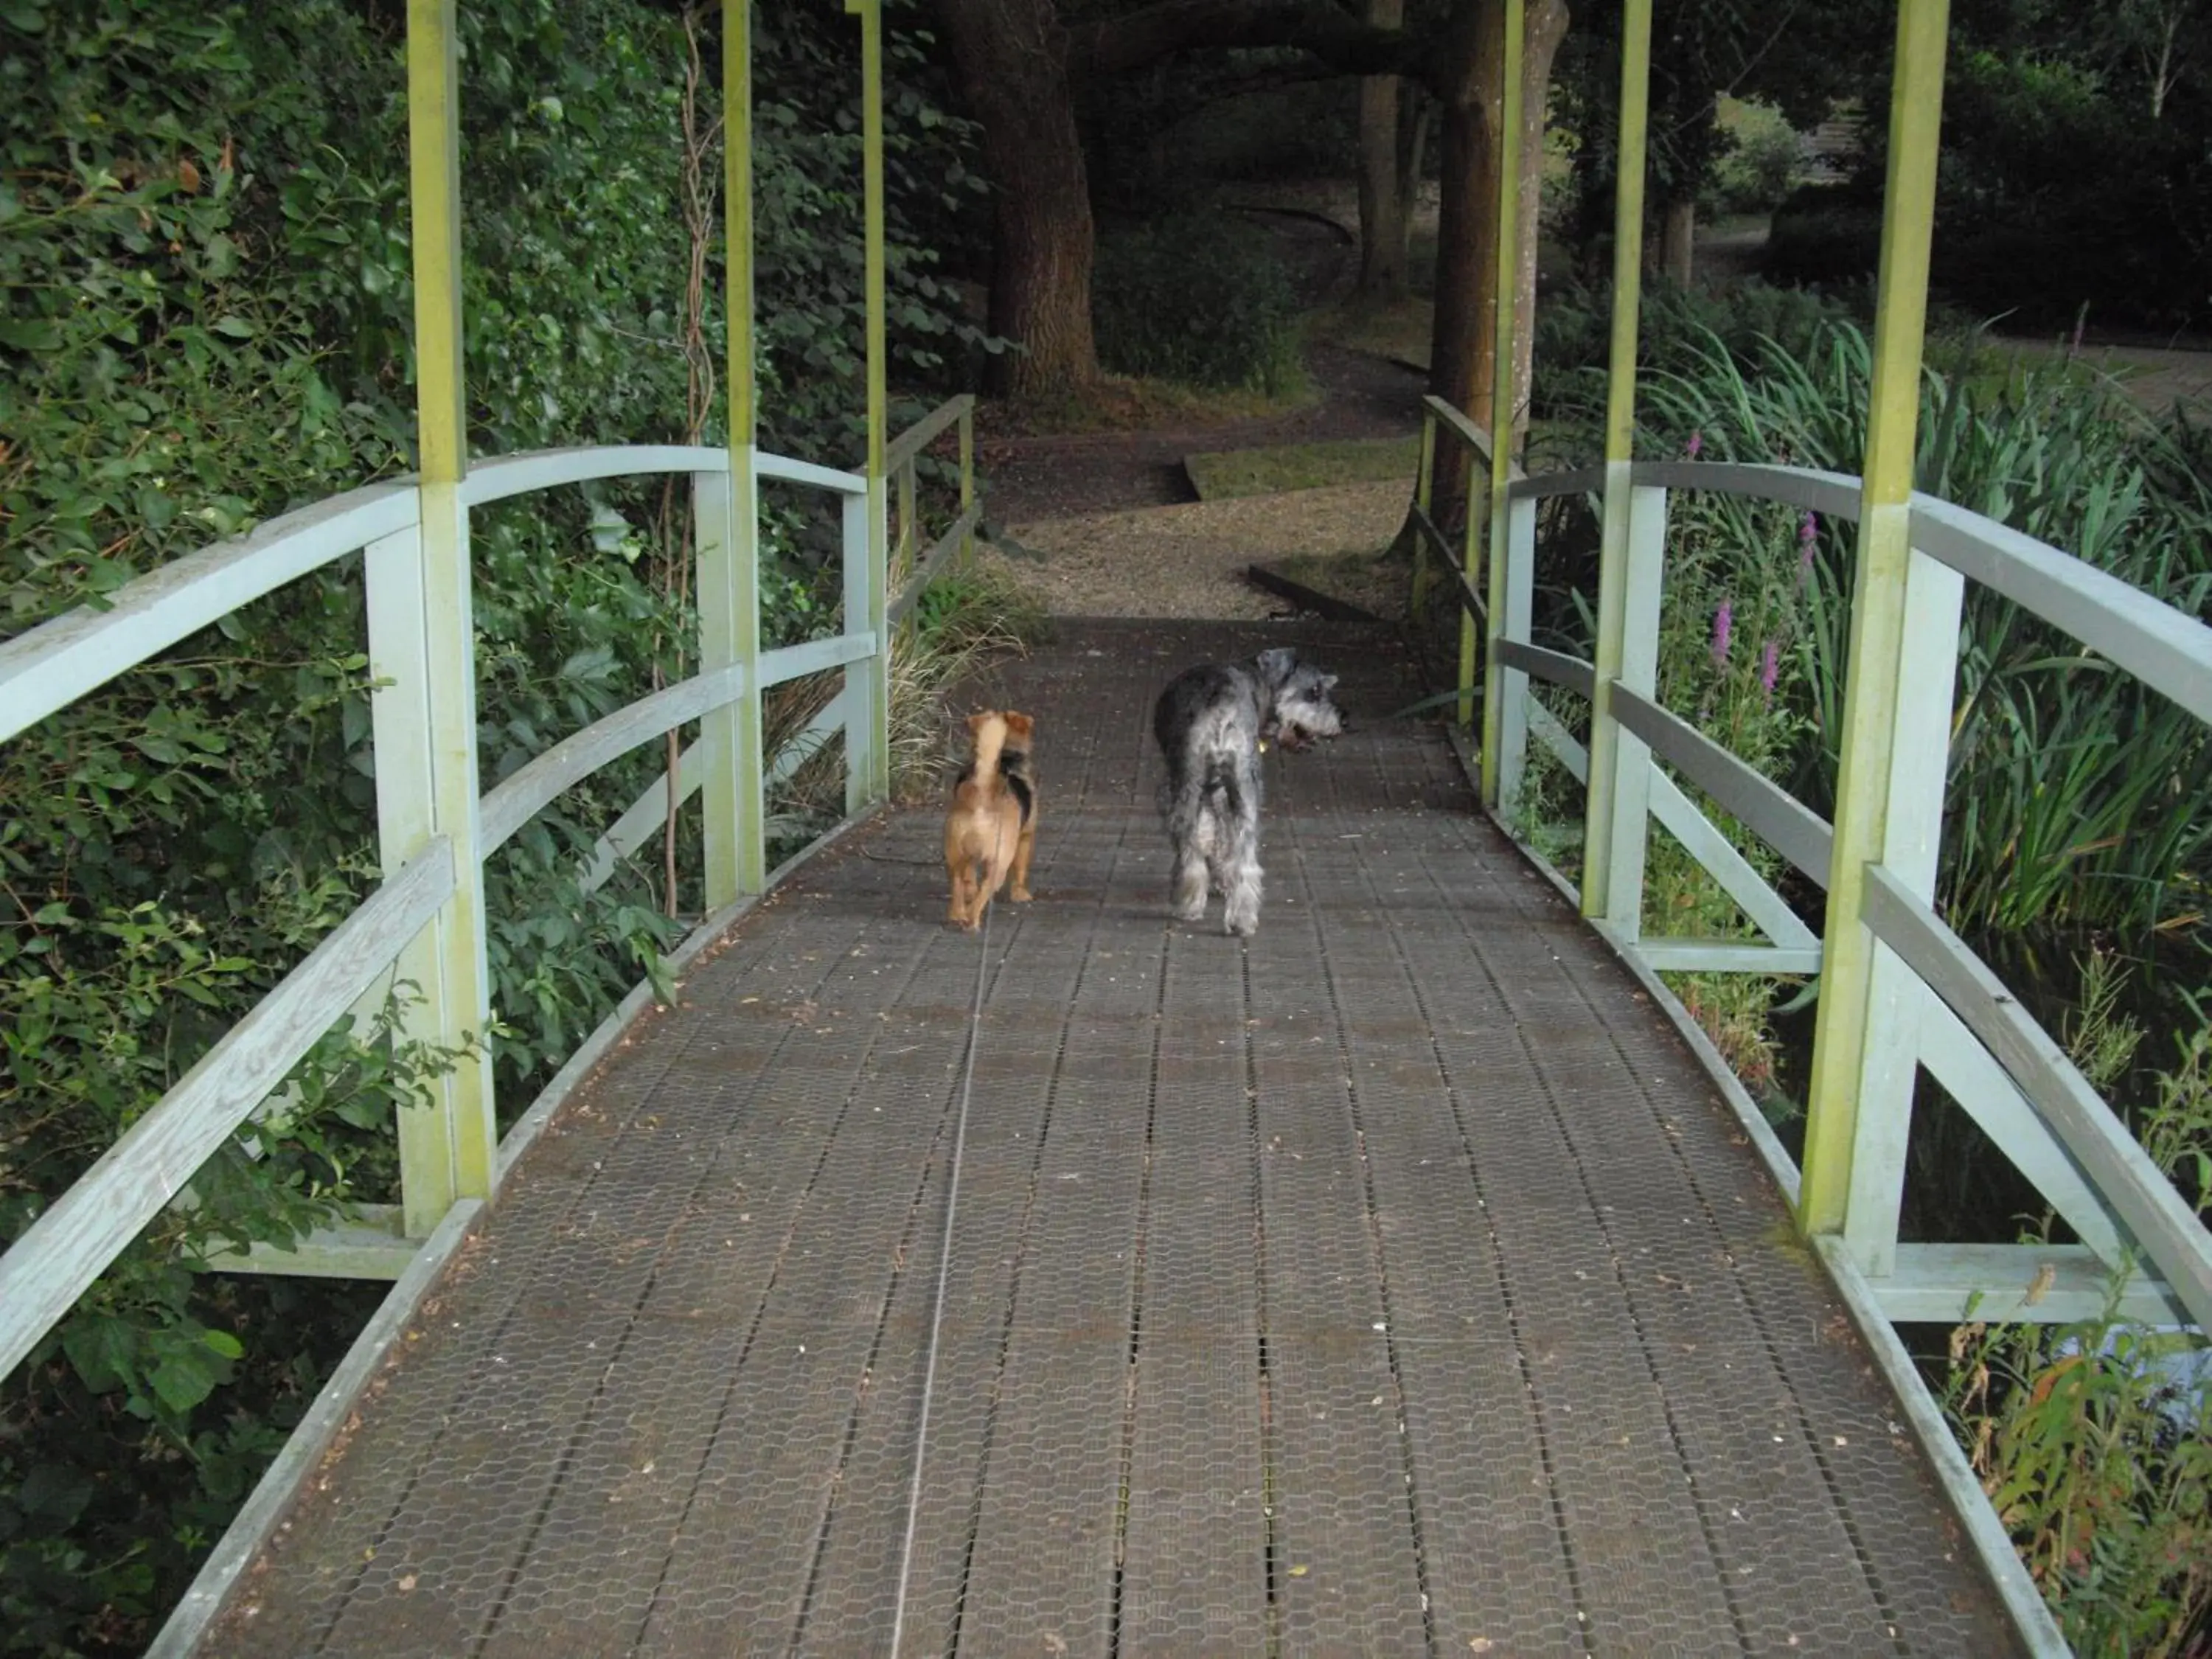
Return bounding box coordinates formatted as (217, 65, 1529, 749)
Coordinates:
(846, 0, 891, 810)
(1581, 0, 1657, 933)
(1478, 0, 1525, 811)
(374, 0, 497, 1237)
(702, 0, 766, 910)
(1798, 0, 1955, 1260)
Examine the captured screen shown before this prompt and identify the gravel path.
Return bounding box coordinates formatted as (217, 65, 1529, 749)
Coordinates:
(978, 479, 1410, 622)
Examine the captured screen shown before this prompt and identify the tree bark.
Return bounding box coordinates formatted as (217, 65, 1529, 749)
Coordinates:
(1425, 0, 1504, 528)
(1427, 1, 1507, 423)
(937, 0, 1101, 395)
(1355, 0, 1408, 302)
(1509, 0, 1571, 449)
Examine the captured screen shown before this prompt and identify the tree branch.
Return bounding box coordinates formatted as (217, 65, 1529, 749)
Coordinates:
(1068, 0, 1435, 81)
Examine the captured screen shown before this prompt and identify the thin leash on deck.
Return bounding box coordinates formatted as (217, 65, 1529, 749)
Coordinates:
(887, 816, 1005, 1658)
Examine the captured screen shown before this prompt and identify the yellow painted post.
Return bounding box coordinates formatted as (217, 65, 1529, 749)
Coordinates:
(700, 0, 765, 907)
(846, 0, 890, 806)
(1582, 0, 1658, 929)
(372, 0, 495, 1237)
(1479, 0, 1525, 807)
(1798, 0, 1952, 1242)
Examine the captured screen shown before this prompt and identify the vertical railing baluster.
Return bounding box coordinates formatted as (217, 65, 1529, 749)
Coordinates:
(1840, 546, 1963, 1273)
(1458, 448, 1485, 731)
(1495, 493, 1536, 821)
(843, 486, 882, 815)
(1411, 408, 1437, 616)
(1801, 0, 1954, 1248)
(379, 0, 495, 1238)
(698, 466, 763, 907)
(1588, 486, 1666, 936)
(897, 455, 918, 588)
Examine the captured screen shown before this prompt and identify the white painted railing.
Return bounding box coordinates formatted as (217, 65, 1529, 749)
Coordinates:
(0, 400, 994, 1383)
(1416, 397, 2212, 1335)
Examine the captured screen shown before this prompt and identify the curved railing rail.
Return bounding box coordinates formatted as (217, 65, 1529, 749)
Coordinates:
(1411, 397, 2212, 1338)
(0, 397, 979, 1388)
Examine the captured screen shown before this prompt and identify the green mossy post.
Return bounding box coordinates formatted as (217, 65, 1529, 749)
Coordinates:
(847, 0, 891, 810)
(1798, 0, 1952, 1248)
(1581, 0, 1658, 934)
(1480, 0, 1525, 809)
(703, 0, 766, 909)
(383, 0, 496, 1237)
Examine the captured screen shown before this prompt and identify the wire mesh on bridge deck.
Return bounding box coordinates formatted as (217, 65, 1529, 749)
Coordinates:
(206, 620, 2020, 1658)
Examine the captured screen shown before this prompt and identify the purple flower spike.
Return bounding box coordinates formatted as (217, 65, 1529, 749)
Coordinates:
(1798, 512, 1818, 582)
(1686, 430, 1704, 459)
(1759, 639, 1780, 700)
(1711, 599, 1733, 664)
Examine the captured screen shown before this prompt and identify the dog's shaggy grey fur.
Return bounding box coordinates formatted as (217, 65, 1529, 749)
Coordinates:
(1151, 647, 1343, 936)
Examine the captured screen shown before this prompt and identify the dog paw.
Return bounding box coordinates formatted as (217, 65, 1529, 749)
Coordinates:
(1010, 886, 1033, 902)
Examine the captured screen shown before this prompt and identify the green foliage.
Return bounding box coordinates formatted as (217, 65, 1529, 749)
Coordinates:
(1944, 999, 2212, 1658)
(1092, 213, 1307, 397)
(1635, 321, 2212, 937)
(1532, 276, 1865, 419)
(1, 0, 987, 1650)
(1703, 100, 1807, 218)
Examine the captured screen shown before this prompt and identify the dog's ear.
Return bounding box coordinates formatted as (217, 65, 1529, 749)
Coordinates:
(1255, 647, 1298, 682)
(1320, 673, 1339, 692)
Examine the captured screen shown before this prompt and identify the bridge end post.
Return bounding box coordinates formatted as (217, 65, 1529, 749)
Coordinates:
(1580, 0, 1655, 932)
(1478, 0, 1525, 795)
(847, 0, 891, 809)
(1798, 0, 1955, 1268)
(371, 0, 496, 1237)
(701, 0, 765, 909)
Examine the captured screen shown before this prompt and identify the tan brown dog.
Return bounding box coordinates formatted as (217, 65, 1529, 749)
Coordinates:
(998, 711, 1037, 904)
(943, 711, 1032, 929)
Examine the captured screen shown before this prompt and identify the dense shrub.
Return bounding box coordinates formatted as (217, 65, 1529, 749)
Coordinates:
(1531, 276, 1865, 418)
(1092, 212, 1306, 395)
(1761, 183, 1883, 289)
(1769, 51, 2211, 332)
(1702, 100, 1806, 218)
(0, 1, 981, 1651)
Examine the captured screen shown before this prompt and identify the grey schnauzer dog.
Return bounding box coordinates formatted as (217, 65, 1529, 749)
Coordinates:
(1152, 647, 1344, 936)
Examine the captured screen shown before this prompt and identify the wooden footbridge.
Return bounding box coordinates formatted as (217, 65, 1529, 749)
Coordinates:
(7, 1, 2212, 1654)
(158, 616, 2046, 1658)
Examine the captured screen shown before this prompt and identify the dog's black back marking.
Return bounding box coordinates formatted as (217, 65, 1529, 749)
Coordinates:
(1001, 766, 1034, 826)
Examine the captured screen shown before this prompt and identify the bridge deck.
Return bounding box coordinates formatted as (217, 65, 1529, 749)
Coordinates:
(206, 619, 2019, 1658)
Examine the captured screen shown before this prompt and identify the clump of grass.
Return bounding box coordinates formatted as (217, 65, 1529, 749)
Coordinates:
(890, 560, 1048, 801)
(1637, 321, 2212, 938)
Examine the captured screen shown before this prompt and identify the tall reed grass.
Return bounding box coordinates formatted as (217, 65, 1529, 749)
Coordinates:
(1635, 325, 2212, 937)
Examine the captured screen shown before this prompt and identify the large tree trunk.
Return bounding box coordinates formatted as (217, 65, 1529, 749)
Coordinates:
(937, 0, 1100, 395)
(1425, 0, 1505, 538)
(1508, 0, 1571, 451)
(1354, 0, 1408, 302)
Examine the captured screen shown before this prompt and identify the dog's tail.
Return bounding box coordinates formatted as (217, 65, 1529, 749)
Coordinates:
(966, 712, 1009, 785)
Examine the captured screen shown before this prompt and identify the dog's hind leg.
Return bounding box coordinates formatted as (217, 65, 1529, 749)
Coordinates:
(1220, 753, 1265, 936)
(1164, 772, 1211, 921)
